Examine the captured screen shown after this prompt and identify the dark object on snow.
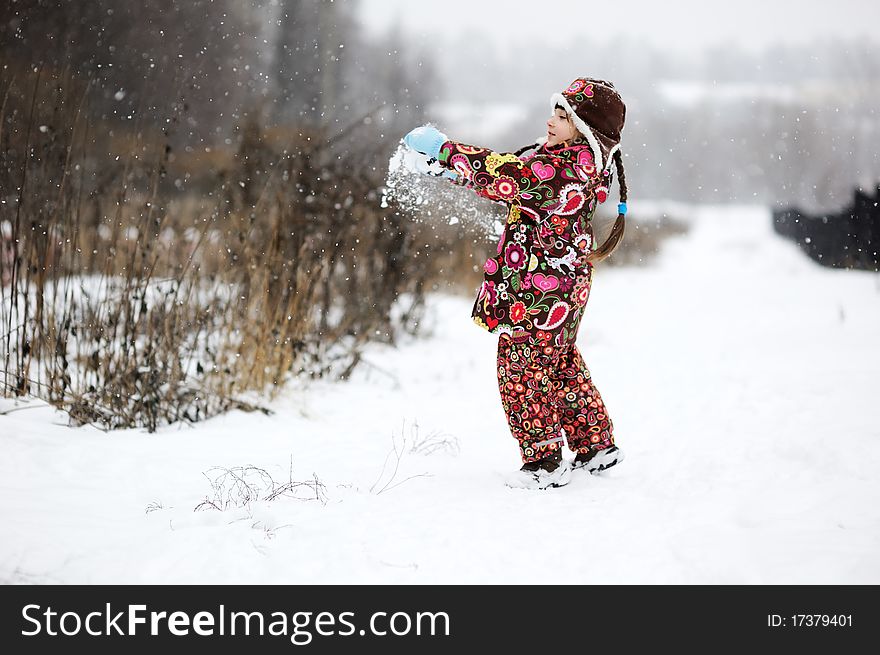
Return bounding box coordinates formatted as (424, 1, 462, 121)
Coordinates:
(772, 186, 880, 271)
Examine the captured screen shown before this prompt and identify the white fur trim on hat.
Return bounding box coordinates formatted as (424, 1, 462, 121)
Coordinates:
(550, 92, 604, 172)
(605, 143, 620, 174)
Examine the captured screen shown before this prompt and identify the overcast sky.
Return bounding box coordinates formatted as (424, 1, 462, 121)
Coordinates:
(358, 0, 880, 54)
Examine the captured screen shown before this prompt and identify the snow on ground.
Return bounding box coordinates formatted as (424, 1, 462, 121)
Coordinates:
(2, 204, 879, 584)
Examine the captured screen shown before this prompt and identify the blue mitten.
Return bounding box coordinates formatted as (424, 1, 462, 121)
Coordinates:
(403, 125, 447, 159)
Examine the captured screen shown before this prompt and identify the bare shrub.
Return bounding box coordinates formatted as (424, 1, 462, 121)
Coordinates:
(0, 65, 442, 429)
(369, 420, 437, 495)
(144, 501, 164, 514)
(407, 420, 460, 457)
(194, 461, 327, 513)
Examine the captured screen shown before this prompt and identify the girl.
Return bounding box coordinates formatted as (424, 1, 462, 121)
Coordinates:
(404, 77, 628, 489)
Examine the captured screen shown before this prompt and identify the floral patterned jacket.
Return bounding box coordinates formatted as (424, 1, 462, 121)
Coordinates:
(438, 139, 613, 347)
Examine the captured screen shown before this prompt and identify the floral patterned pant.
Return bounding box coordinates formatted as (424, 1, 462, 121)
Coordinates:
(497, 335, 615, 463)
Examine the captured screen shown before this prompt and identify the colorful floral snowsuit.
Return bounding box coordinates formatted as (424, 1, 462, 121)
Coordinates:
(438, 138, 616, 463)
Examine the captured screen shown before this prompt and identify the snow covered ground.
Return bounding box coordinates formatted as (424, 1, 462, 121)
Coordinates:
(2, 204, 879, 584)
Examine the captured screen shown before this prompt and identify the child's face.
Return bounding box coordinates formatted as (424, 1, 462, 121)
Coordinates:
(546, 108, 577, 146)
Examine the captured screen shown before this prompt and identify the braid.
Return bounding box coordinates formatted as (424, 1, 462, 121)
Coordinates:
(614, 149, 627, 203)
(587, 149, 627, 263)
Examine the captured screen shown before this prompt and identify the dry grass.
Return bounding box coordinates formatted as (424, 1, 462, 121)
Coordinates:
(0, 65, 439, 430)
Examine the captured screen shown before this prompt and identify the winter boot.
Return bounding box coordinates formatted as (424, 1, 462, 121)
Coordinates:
(505, 449, 571, 490)
(572, 445, 624, 475)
